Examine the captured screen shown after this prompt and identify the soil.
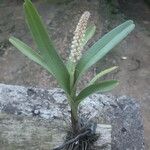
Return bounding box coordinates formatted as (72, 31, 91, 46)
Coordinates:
(0, 0, 149, 149)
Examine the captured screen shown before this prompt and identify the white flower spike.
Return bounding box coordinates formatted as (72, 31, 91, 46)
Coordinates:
(69, 11, 90, 63)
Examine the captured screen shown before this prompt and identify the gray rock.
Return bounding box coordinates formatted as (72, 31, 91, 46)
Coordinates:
(0, 113, 112, 150)
(0, 84, 145, 150)
(0, 113, 67, 150)
(95, 124, 112, 150)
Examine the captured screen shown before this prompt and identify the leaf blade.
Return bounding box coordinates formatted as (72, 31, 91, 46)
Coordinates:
(23, 0, 70, 93)
(75, 20, 135, 82)
(76, 80, 119, 104)
(9, 36, 51, 72)
(81, 25, 96, 47)
(88, 66, 118, 85)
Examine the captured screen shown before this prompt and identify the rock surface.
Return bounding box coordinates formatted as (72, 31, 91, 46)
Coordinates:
(0, 84, 145, 150)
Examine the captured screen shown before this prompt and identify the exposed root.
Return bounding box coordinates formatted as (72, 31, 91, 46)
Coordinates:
(53, 122, 99, 150)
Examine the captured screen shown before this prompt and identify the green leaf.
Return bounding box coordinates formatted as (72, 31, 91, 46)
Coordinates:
(88, 66, 118, 85)
(81, 25, 96, 47)
(67, 60, 76, 90)
(75, 20, 135, 82)
(76, 80, 119, 105)
(9, 37, 51, 72)
(23, 0, 70, 93)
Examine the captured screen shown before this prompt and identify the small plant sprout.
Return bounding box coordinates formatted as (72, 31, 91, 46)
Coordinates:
(9, 0, 135, 147)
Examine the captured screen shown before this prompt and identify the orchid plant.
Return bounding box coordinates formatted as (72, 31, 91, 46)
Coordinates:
(9, 0, 135, 134)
